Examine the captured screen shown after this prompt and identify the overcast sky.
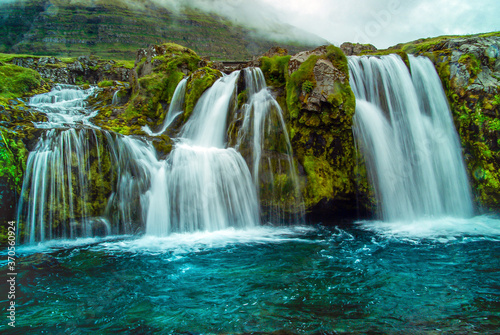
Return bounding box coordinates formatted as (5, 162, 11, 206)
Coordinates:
(262, 0, 500, 48)
(156, 0, 500, 48)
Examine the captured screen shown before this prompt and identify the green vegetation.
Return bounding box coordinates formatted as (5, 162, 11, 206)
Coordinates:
(0, 0, 320, 60)
(458, 54, 482, 80)
(0, 127, 28, 194)
(98, 80, 114, 88)
(260, 55, 291, 87)
(325, 45, 349, 74)
(286, 55, 319, 119)
(0, 63, 41, 101)
(184, 67, 222, 120)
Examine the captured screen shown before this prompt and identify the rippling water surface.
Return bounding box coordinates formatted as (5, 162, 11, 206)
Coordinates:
(1, 217, 500, 334)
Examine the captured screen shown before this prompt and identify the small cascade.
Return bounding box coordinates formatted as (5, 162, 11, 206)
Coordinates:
(145, 71, 260, 235)
(236, 68, 304, 224)
(142, 78, 187, 136)
(181, 71, 240, 147)
(111, 90, 120, 105)
(349, 54, 473, 221)
(17, 85, 157, 243)
(29, 84, 98, 128)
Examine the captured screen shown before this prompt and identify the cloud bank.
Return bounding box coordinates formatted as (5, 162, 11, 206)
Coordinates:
(150, 0, 500, 48)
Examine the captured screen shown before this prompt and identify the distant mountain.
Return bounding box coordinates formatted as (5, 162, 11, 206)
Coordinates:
(0, 0, 327, 60)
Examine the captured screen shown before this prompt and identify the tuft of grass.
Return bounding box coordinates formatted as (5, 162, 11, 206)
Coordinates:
(98, 80, 114, 88)
(286, 54, 319, 119)
(0, 63, 41, 99)
(260, 55, 291, 87)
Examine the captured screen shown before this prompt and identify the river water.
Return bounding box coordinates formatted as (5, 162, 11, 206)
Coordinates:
(1, 217, 499, 334)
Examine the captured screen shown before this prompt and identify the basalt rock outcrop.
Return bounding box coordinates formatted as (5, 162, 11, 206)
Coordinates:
(12, 56, 132, 85)
(256, 45, 372, 219)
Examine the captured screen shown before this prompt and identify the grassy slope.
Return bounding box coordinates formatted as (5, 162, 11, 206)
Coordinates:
(0, 0, 320, 61)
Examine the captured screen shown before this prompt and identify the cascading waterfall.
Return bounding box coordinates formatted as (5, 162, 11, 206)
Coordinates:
(18, 68, 303, 242)
(29, 84, 98, 128)
(349, 54, 473, 221)
(145, 71, 260, 235)
(235, 68, 304, 224)
(17, 85, 156, 243)
(145, 67, 303, 234)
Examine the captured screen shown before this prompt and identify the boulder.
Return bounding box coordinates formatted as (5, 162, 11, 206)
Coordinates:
(340, 42, 377, 56)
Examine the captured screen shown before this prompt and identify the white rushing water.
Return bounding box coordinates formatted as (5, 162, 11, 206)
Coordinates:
(29, 84, 98, 128)
(349, 54, 473, 222)
(18, 69, 303, 242)
(145, 68, 303, 234)
(145, 71, 260, 235)
(236, 68, 304, 224)
(18, 85, 157, 243)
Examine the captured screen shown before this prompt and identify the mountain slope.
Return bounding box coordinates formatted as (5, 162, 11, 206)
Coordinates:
(0, 0, 326, 60)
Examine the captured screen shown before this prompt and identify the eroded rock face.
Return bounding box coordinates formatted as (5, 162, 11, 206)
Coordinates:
(340, 42, 377, 56)
(288, 45, 329, 73)
(12, 56, 131, 84)
(441, 36, 500, 95)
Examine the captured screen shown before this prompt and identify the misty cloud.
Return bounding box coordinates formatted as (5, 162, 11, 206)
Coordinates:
(147, 0, 499, 48)
(146, 0, 327, 45)
(259, 0, 500, 47)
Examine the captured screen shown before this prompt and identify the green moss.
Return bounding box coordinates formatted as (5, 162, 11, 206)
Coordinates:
(237, 89, 248, 109)
(0, 63, 41, 99)
(113, 59, 135, 69)
(458, 54, 481, 79)
(183, 67, 222, 120)
(260, 55, 291, 87)
(0, 127, 28, 194)
(326, 45, 349, 73)
(286, 55, 319, 119)
(98, 80, 114, 88)
(126, 43, 203, 129)
(302, 80, 314, 94)
(282, 45, 366, 214)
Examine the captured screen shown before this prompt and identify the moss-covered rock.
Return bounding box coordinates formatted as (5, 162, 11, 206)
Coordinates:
(260, 54, 291, 88)
(279, 45, 372, 218)
(183, 67, 223, 122)
(4, 53, 133, 85)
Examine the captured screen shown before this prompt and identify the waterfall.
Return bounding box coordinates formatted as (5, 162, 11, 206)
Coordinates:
(17, 85, 156, 243)
(235, 68, 304, 224)
(18, 68, 303, 242)
(180, 71, 240, 147)
(29, 84, 98, 128)
(349, 54, 473, 221)
(145, 71, 260, 235)
(142, 77, 187, 136)
(145, 68, 303, 234)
